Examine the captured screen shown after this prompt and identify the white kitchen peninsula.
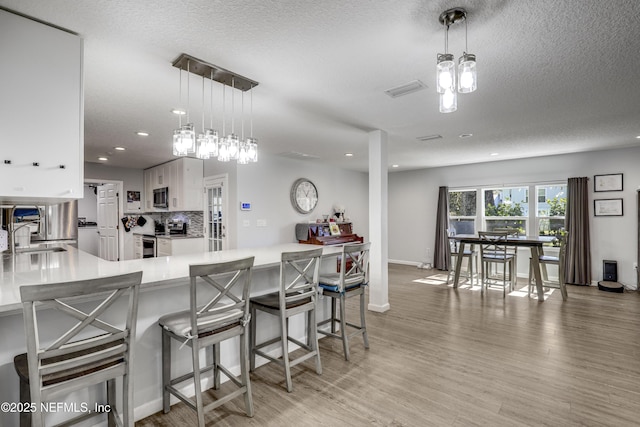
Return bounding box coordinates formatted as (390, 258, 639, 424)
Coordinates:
(0, 243, 342, 425)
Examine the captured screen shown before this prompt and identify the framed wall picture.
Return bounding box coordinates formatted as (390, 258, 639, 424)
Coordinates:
(594, 199, 623, 216)
(594, 173, 623, 192)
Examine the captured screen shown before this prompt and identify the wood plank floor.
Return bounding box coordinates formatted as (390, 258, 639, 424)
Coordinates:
(137, 264, 640, 426)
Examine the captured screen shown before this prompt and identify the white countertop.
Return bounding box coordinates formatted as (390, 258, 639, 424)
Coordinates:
(0, 243, 342, 314)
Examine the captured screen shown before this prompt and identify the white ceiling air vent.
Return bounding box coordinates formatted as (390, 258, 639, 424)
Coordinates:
(417, 134, 442, 142)
(384, 80, 427, 98)
(277, 151, 320, 160)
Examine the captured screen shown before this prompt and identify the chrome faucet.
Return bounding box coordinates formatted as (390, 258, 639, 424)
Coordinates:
(7, 206, 41, 253)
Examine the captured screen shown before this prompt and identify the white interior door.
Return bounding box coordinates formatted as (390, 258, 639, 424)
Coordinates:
(97, 183, 119, 260)
(204, 175, 227, 252)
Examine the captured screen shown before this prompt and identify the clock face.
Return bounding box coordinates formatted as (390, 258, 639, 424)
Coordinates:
(291, 178, 318, 214)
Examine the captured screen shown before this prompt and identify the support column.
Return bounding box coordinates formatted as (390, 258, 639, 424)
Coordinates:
(368, 130, 390, 312)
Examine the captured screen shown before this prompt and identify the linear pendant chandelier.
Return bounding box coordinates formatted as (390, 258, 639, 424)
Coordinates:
(171, 54, 259, 163)
(436, 8, 477, 113)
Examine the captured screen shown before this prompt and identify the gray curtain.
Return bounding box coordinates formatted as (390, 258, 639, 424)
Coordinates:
(565, 177, 591, 285)
(434, 186, 451, 270)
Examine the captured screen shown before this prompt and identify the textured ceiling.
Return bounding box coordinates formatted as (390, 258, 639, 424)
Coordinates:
(1, 0, 640, 172)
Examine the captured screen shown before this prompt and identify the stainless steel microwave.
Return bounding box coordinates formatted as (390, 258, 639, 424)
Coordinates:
(153, 187, 169, 209)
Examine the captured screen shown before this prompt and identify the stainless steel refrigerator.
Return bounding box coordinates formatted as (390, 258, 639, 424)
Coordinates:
(32, 201, 78, 246)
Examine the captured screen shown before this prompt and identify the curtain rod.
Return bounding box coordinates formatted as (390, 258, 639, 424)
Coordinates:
(447, 178, 584, 191)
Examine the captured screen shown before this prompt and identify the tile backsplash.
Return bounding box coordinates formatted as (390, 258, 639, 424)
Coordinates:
(140, 211, 204, 236)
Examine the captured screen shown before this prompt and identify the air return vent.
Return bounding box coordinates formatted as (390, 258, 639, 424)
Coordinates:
(416, 134, 442, 142)
(384, 80, 427, 98)
(277, 151, 320, 160)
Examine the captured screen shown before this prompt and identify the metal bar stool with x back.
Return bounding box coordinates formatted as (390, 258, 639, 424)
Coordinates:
(317, 242, 371, 361)
(479, 231, 517, 297)
(250, 247, 323, 392)
(528, 232, 569, 300)
(158, 257, 255, 427)
(447, 229, 478, 287)
(14, 271, 143, 427)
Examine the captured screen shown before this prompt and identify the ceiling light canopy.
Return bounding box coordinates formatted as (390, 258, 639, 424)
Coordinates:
(171, 53, 259, 163)
(436, 8, 477, 113)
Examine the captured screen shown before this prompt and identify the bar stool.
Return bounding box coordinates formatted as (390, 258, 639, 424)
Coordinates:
(14, 271, 142, 427)
(318, 242, 371, 361)
(447, 230, 477, 286)
(479, 231, 516, 297)
(528, 233, 569, 301)
(158, 257, 254, 427)
(250, 248, 323, 392)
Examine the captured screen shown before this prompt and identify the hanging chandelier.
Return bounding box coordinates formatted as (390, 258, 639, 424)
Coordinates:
(436, 8, 477, 113)
(171, 54, 259, 163)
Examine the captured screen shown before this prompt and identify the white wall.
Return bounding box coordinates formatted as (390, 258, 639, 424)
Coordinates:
(236, 153, 369, 248)
(205, 153, 369, 249)
(389, 146, 640, 289)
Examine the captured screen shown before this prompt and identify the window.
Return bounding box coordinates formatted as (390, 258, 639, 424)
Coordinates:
(483, 187, 528, 234)
(537, 188, 546, 203)
(536, 184, 566, 240)
(448, 189, 476, 234)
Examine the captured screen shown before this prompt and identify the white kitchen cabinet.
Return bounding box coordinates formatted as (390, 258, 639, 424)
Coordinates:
(133, 234, 143, 259)
(144, 158, 203, 212)
(156, 237, 204, 257)
(144, 169, 154, 211)
(0, 10, 83, 204)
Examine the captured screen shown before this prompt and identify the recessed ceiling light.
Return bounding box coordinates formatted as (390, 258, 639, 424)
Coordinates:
(490, 153, 499, 156)
(391, 164, 399, 168)
(114, 147, 126, 151)
(136, 131, 149, 137)
(459, 133, 473, 138)
(636, 135, 640, 139)
(171, 109, 186, 115)
(345, 153, 354, 157)
(98, 157, 108, 161)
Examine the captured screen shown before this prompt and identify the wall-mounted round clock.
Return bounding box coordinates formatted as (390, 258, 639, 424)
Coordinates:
(290, 178, 318, 214)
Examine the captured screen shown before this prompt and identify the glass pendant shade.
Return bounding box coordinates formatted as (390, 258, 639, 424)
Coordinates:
(217, 136, 230, 162)
(439, 88, 457, 113)
(246, 137, 258, 162)
(196, 133, 210, 159)
(237, 140, 249, 164)
(204, 128, 219, 156)
(458, 53, 477, 93)
(173, 124, 195, 156)
(226, 133, 239, 160)
(436, 53, 455, 94)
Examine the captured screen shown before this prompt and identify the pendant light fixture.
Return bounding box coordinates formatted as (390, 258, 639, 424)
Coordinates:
(171, 53, 259, 163)
(458, 14, 477, 93)
(246, 83, 258, 163)
(173, 66, 196, 156)
(217, 83, 230, 162)
(436, 8, 477, 113)
(237, 90, 249, 164)
(226, 77, 240, 161)
(196, 75, 209, 159)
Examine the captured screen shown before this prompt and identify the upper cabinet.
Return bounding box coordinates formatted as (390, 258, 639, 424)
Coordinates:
(144, 158, 203, 212)
(0, 10, 83, 204)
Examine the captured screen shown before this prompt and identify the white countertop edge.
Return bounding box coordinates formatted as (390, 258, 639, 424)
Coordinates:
(0, 243, 343, 315)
